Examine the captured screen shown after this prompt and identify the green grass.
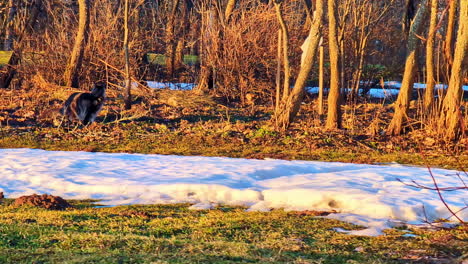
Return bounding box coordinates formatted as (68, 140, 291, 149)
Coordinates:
(0, 51, 13, 67)
(0, 123, 465, 170)
(147, 53, 199, 66)
(0, 200, 466, 263)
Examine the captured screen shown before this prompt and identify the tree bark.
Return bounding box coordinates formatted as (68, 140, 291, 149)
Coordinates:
(3, 0, 17, 51)
(443, 0, 457, 76)
(439, 0, 467, 140)
(64, 0, 90, 88)
(318, 43, 324, 116)
(165, 0, 181, 77)
(123, 0, 132, 110)
(224, 0, 237, 22)
(276, 30, 282, 113)
(273, 0, 325, 130)
(423, 0, 438, 112)
(274, 2, 291, 100)
(326, 0, 342, 130)
(387, 0, 428, 136)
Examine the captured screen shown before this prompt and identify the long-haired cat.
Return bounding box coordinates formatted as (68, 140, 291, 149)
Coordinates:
(61, 82, 106, 125)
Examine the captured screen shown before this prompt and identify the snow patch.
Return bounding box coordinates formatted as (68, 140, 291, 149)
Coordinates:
(0, 148, 466, 236)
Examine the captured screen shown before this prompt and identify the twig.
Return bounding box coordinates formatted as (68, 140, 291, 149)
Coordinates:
(426, 165, 464, 223)
(397, 178, 468, 191)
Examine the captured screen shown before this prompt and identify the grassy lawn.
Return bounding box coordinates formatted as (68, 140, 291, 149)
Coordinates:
(0, 200, 466, 263)
(147, 53, 199, 66)
(0, 51, 13, 67)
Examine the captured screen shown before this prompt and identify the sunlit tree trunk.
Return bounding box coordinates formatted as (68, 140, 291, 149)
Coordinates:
(3, 0, 16, 51)
(318, 43, 324, 116)
(423, 0, 438, 112)
(439, 0, 467, 140)
(174, 0, 194, 70)
(64, 0, 90, 88)
(275, 30, 282, 113)
(443, 0, 457, 76)
(224, 0, 236, 21)
(387, 0, 428, 135)
(123, 0, 132, 110)
(326, 0, 341, 129)
(274, 1, 291, 99)
(273, 0, 325, 130)
(165, 0, 181, 77)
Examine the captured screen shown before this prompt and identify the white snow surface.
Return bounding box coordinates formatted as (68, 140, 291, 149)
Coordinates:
(1, 148, 466, 236)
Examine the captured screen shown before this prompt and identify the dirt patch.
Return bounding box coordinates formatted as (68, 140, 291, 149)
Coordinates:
(13, 194, 72, 210)
(291, 210, 337, 217)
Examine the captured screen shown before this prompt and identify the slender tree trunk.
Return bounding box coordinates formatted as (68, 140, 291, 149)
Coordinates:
(64, 0, 89, 88)
(4, 0, 16, 51)
(174, 39, 184, 70)
(273, 0, 325, 130)
(439, 0, 467, 140)
(318, 43, 324, 116)
(387, 0, 428, 135)
(224, 0, 237, 22)
(276, 30, 282, 113)
(123, 0, 131, 110)
(326, 0, 341, 129)
(423, 0, 438, 112)
(443, 0, 457, 76)
(174, 0, 194, 70)
(165, 0, 181, 77)
(194, 7, 217, 94)
(274, 2, 291, 99)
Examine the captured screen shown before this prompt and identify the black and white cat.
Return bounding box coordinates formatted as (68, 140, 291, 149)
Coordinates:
(61, 82, 106, 125)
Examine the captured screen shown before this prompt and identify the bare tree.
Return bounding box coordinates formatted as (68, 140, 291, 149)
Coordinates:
(387, 0, 428, 136)
(165, 0, 181, 77)
(326, 0, 341, 130)
(63, 0, 90, 88)
(423, 0, 438, 112)
(318, 40, 324, 116)
(438, 0, 467, 140)
(3, 0, 16, 51)
(274, 0, 291, 99)
(123, 0, 131, 110)
(273, 0, 325, 130)
(443, 0, 457, 77)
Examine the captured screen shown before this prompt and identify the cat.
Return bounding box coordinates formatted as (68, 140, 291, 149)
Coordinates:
(61, 82, 106, 125)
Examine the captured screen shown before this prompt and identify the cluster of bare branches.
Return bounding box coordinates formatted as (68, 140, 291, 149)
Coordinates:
(0, 0, 466, 139)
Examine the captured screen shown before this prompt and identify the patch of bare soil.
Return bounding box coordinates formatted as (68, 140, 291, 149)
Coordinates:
(13, 194, 72, 210)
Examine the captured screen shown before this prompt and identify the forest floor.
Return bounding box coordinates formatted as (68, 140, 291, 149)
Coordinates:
(0, 81, 467, 263)
(0, 82, 466, 169)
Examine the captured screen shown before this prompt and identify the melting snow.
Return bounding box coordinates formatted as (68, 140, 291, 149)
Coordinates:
(0, 148, 466, 236)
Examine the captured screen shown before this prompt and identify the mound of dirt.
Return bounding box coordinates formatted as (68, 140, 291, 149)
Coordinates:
(13, 194, 71, 210)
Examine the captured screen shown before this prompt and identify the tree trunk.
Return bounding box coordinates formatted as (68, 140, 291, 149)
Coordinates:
(274, 2, 291, 100)
(64, 0, 89, 88)
(423, 0, 438, 112)
(387, 0, 428, 136)
(273, 0, 325, 130)
(224, 0, 237, 22)
(165, 0, 181, 77)
(123, 0, 131, 110)
(326, 0, 342, 129)
(276, 30, 282, 113)
(174, 39, 185, 70)
(439, 0, 467, 140)
(443, 0, 457, 76)
(194, 7, 217, 94)
(318, 43, 324, 116)
(3, 0, 17, 51)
